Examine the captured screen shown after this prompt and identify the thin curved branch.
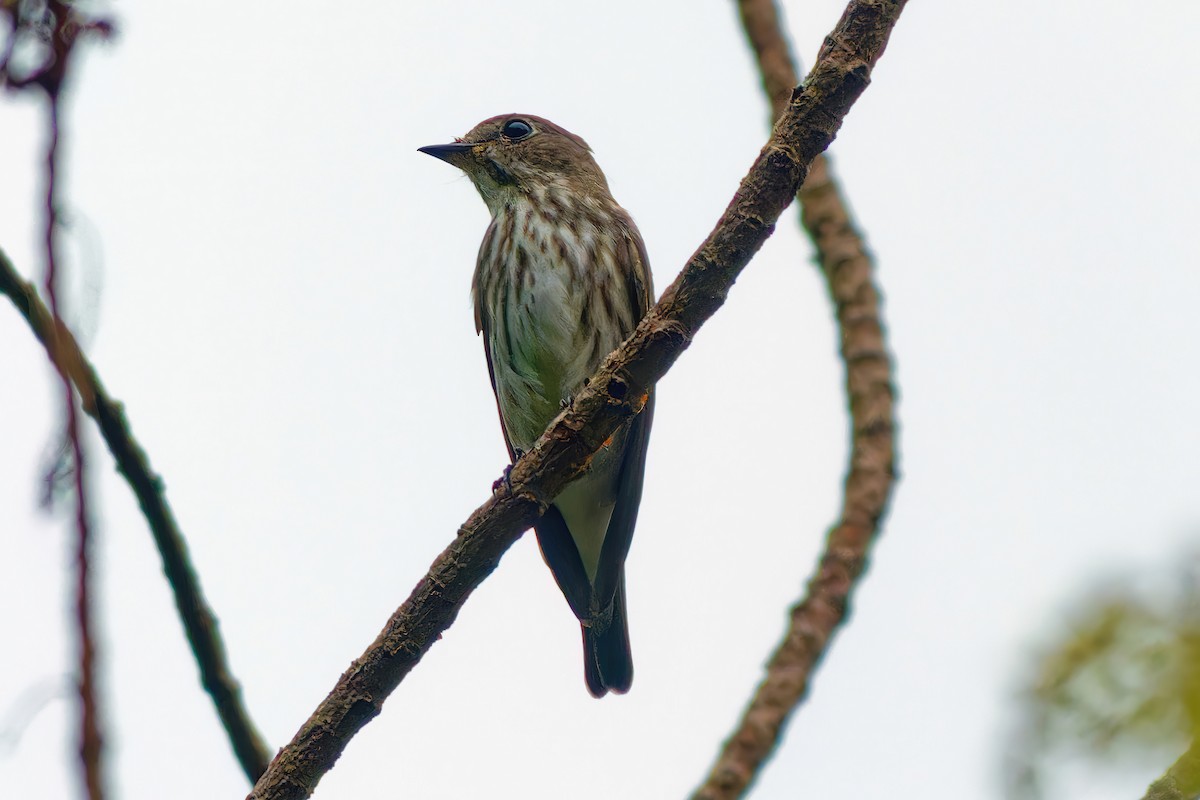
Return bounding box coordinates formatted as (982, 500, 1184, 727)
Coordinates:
(4, 4, 117, 798)
(246, 2, 907, 798)
(690, 2, 900, 798)
(739, 0, 803, 121)
(0, 249, 272, 782)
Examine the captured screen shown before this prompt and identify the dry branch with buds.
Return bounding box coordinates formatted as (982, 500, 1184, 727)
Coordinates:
(247, 1, 908, 798)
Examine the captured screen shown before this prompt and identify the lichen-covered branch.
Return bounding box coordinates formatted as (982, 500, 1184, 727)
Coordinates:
(246, 2, 907, 798)
(0, 249, 272, 782)
(689, 2, 900, 798)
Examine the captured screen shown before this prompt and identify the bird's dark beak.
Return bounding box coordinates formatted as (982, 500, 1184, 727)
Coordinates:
(418, 141, 476, 165)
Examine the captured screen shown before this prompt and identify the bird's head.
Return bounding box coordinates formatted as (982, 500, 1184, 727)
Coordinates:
(419, 114, 610, 213)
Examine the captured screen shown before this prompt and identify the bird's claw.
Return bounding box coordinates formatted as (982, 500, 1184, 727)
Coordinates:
(492, 464, 513, 494)
(491, 449, 525, 494)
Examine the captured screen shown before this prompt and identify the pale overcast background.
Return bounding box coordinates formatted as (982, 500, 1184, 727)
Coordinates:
(2, 1, 1198, 799)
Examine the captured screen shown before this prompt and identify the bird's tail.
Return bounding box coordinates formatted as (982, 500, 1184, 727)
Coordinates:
(582, 579, 632, 697)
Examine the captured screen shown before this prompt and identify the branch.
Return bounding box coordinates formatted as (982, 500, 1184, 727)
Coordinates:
(41, 86, 107, 800)
(0, 249, 272, 782)
(1143, 741, 1200, 800)
(690, 2, 900, 798)
(4, 3, 118, 796)
(247, 1, 907, 798)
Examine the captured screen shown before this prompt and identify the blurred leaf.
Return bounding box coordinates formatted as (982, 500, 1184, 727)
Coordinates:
(1006, 559, 1200, 799)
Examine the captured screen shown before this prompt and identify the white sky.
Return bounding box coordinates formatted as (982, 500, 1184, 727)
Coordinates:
(2, 1, 1198, 798)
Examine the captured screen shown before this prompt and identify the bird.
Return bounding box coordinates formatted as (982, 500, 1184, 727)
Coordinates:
(419, 114, 654, 697)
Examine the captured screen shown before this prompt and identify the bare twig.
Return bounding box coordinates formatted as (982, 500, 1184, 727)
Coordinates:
(2, 8, 267, 786)
(690, 2, 900, 798)
(0, 249, 273, 782)
(2, 4, 268, 781)
(246, 2, 907, 798)
(4, 2, 114, 795)
(44, 62, 100, 800)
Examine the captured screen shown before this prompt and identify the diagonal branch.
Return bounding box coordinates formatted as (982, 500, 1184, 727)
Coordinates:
(1142, 740, 1200, 800)
(0, 248, 272, 782)
(690, 1, 899, 798)
(246, 1, 907, 798)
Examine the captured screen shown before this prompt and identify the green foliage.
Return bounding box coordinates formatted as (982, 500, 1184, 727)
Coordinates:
(1007, 569, 1200, 799)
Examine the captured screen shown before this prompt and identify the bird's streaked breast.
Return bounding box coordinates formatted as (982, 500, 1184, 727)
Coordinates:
(473, 190, 637, 452)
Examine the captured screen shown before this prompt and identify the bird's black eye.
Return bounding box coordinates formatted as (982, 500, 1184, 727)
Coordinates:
(501, 119, 533, 140)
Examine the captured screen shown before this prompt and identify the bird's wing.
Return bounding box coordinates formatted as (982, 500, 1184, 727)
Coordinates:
(593, 395, 654, 609)
(592, 219, 655, 608)
(476, 312, 517, 463)
(474, 220, 518, 463)
(532, 506, 592, 620)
